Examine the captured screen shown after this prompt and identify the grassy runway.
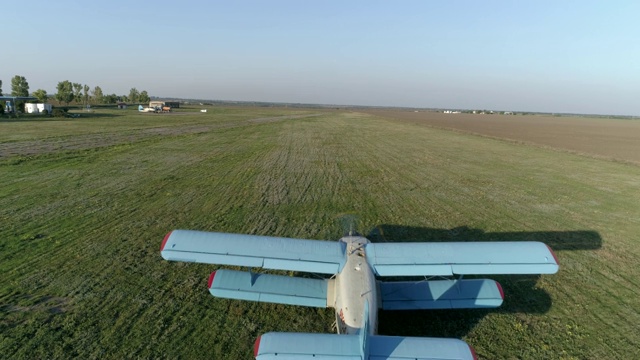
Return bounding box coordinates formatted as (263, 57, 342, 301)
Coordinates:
(1, 107, 639, 359)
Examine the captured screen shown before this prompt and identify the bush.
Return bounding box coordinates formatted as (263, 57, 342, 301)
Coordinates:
(52, 108, 66, 118)
(42, 109, 49, 116)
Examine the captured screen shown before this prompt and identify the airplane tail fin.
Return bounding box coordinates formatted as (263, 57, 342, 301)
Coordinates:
(359, 300, 370, 358)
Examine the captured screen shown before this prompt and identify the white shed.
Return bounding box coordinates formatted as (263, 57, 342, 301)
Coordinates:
(38, 103, 53, 113)
(25, 103, 53, 114)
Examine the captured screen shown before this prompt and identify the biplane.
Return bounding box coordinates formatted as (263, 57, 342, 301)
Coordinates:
(161, 230, 559, 359)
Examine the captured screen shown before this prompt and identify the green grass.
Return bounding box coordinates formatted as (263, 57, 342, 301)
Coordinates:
(1, 107, 639, 359)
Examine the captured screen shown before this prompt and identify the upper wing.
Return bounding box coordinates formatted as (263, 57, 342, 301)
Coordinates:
(161, 230, 346, 274)
(366, 241, 559, 276)
(254, 332, 477, 360)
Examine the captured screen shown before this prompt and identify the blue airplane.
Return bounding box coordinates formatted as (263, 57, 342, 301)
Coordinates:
(161, 230, 559, 359)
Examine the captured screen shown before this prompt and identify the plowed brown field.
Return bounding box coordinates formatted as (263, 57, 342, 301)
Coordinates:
(364, 110, 640, 165)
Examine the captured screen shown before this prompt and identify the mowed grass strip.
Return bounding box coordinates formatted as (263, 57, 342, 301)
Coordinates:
(1, 109, 639, 359)
(0, 107, 318, 158)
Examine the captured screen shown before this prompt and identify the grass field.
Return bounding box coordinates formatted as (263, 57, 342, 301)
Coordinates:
(1, 107, 639, 359)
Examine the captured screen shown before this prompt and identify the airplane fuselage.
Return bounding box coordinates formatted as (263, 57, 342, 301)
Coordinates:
(333, 236, 378, 335)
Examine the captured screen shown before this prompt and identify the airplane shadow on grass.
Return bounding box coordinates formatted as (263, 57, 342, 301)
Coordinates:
(366, 224, 602, 338)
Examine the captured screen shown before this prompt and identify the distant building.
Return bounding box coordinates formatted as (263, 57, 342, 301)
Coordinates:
(117, 102, 127, 109)
(149, 101, 164, 109)
(25, 103, 52, 114)
(149, 101, 180, 109)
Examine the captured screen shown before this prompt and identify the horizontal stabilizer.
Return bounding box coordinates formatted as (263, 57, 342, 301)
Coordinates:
(380, 279, 503, 310)
(209, 269, 331, 308)
(161, 230, 346, 274)
(366, 241, 558, 276)
(254, 332, 477, 360)
(368, 335, 475, 360)
(255, 332, 361, 359)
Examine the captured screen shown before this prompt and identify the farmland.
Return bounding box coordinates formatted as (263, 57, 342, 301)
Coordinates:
(1, 107, 639, 359)
(366, 110, 640, 165)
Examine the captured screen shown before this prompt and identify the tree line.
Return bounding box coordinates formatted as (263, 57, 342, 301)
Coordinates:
(0, 75, 151, 107)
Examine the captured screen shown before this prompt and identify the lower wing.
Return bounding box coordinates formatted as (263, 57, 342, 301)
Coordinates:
(208, 269, 332, 308)
(380, 279, 503, 310)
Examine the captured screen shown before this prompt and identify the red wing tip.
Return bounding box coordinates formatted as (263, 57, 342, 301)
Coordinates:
(208, 271, 217, 289)
(253, 335, 262, 357)
(161, 231, 173, 251)
(496, 281, 505, 300)
(546, 244, 560, 265)
(468, 344, 478, 360)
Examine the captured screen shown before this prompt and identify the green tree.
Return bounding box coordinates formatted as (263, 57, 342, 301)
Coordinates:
(92, 86, 104, 104)
(128, 88, 139, 103)
(121, 95, 130, 103)
(11, 75, 29, 97)
(0, 79, 3, 96)
(72, 83, 83, 104)
(83, 84, 90, 106)
(55, 80, 75, 106)
(139, 90, 150, 104)
(103, 94, 118, 104)
(32, 89, 48, 103)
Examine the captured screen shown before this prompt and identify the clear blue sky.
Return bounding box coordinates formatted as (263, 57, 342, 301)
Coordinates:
(2, 0, 639, 115)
